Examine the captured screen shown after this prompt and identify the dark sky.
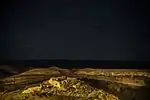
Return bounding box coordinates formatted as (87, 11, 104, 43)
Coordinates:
(0, 0, 149, 61)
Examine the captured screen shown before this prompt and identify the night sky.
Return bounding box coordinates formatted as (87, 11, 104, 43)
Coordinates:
(0, 0, 149, 61)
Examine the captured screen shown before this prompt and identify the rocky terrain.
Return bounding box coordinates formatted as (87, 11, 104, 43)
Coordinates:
(0, 66, 150, 100)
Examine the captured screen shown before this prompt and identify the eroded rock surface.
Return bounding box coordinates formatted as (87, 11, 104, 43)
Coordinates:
(0, 67, 150, 100)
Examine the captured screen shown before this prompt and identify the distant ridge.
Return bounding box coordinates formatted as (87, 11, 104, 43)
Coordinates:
(0, 59, 150, 69)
